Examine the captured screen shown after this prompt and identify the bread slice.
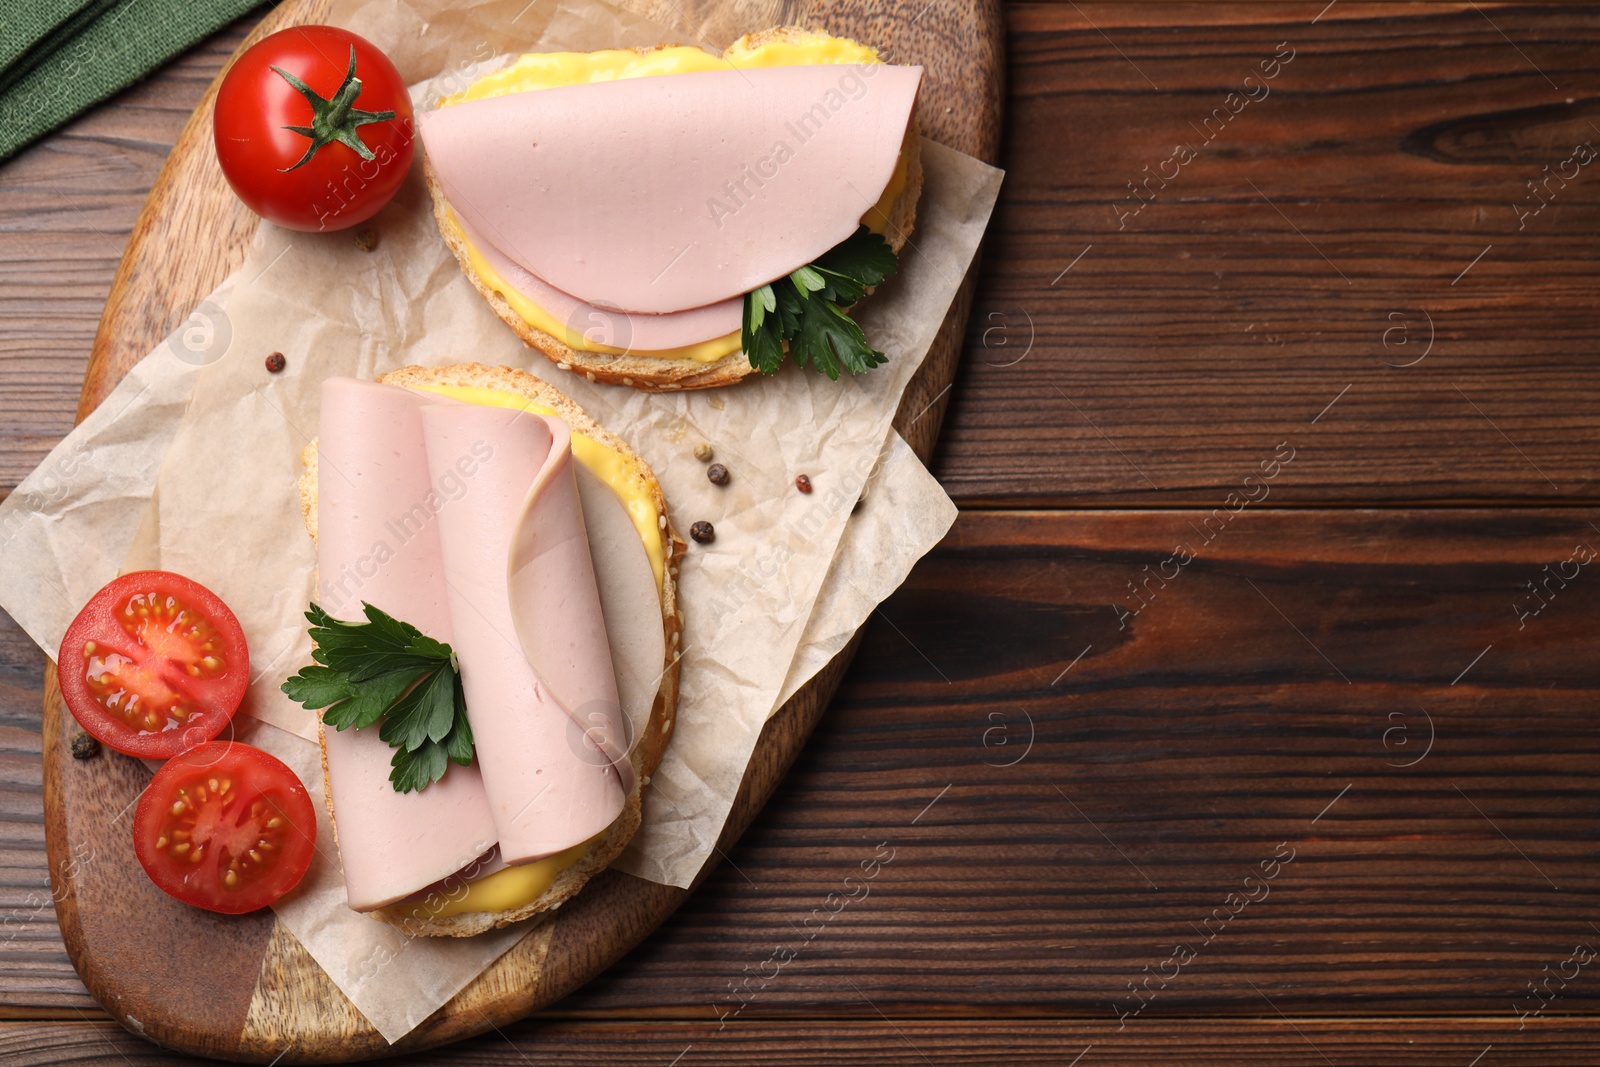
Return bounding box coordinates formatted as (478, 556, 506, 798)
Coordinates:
(423, 27, 924, 392)
(296, 362, 684, 937)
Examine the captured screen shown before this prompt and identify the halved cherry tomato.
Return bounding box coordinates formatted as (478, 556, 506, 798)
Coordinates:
(58, 571, 249, 759)
(134, 742, 317, 914)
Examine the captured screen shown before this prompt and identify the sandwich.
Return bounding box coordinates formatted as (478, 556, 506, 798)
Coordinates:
(418, 28, 925, 390)
(286, 362, 682, 936)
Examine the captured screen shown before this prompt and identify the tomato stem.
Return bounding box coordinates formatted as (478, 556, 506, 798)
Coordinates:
(272, 45, 399, 172)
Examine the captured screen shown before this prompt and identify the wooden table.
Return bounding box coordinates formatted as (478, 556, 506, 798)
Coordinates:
(2, 3, 1597, 1063)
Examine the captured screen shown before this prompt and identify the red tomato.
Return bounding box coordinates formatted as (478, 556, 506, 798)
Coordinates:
(134, 742, 318, 914)
(214, 26, 414, 231)
(58, 571, 249, 759)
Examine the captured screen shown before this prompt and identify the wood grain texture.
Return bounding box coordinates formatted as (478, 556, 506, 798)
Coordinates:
(4, 2, 1600, 1064)
(0, 18, 257, 489)
(937, 2, 1600, 505)
(2, 1016, 1599, 1067)
(545, 507, 1600, 1021)
(15, 4, 1600, 508)
(9, 509, 1600, 1045)
(0, 608, 87, 1011)
(28, 0, 1002, 1059)
(41, 672, 275, 1054)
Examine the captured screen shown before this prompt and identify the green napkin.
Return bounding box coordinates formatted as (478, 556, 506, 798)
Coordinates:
(0, 0, 265, 161)
(1, 0, 116, 79)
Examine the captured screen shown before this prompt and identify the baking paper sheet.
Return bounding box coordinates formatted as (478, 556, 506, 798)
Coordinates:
(0, 0, 998, 1042)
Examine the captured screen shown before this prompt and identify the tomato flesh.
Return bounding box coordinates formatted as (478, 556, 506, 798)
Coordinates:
(134, 742, 317, 914)
(59, 571, 248, 758)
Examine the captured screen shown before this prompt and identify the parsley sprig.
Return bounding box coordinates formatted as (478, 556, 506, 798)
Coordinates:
(281, 603, 473, 794)
(742, 225, 899, 379)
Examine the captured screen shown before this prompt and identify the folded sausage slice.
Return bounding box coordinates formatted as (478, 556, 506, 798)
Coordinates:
(315, 379, 500, 911)
(456, 213, 742, 351)
(421, 63, 923, 313)
(420, 404, 628, 863)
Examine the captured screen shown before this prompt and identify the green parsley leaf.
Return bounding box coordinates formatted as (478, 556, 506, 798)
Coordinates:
(390, 739, 448, 795)
(280, 603, 474, 794)
(377, 665, 457, 753)
(815, 225, 898, 288)
(740, 225, 898, 378)
(789, 264, 828, 297)
(743, 284, 785, 374)
(793, 295, 888, 380)
(280, 664, 351, 710)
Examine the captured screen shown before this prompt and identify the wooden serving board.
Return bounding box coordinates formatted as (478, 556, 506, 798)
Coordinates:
(39, 0, 1001, 1061)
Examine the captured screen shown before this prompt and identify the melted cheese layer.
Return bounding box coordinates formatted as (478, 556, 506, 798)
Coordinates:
(392, 838, 593, 921)
(445, 32, 882, 105)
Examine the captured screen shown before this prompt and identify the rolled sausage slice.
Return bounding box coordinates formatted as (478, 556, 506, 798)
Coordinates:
(315, 378, 500, 910)
(420, 403, 627, 864)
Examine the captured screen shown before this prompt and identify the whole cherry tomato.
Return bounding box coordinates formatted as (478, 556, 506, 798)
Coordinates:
(214, 26, 414, 231)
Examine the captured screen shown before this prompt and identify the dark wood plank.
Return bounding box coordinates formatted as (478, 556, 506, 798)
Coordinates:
(0, 610, 91, 1011)
(3, 0, 1599, 1056)
(556, 506, 1600, 1019)
(11, 5, 1600, 508)
(940, 2, 1600, 505)
(5, 507, 1600, 1021)
(5, 1016, 1600, 1066)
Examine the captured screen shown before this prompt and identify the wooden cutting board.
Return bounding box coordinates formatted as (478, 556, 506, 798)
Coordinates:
(39, 0, 1002, 1060)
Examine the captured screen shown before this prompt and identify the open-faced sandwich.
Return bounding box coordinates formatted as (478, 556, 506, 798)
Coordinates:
(283, 363, 683, 936)
(419, 28, 924, 390)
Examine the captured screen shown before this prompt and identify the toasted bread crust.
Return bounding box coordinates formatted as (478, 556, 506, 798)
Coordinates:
(297, 363, 683, 936)
(423, 27, 923, 392)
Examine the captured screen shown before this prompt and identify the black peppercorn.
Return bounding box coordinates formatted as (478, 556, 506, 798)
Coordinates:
(706, 463, 730, 486)
(690, 521, 715, 544)
(70, 732, 100, 760)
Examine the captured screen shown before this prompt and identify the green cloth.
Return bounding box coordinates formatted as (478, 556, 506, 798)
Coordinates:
(1, 0, 110, 74)
(0, 0, 265, 161)
(1, 0, 124, 96)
